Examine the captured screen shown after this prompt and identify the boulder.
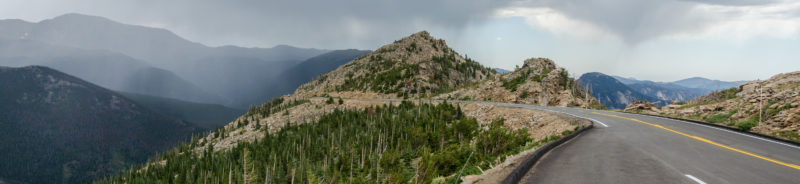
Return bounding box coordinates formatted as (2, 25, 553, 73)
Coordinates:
(664, 104, 682, 110)
(624, 101, 660, 113)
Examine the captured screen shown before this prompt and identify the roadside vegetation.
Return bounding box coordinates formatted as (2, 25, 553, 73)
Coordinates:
(98, 101, 572, 183)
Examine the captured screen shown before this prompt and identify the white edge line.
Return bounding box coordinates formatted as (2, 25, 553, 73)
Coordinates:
(533, 107, 609, 128)
(685, 174, 706, 184)
(623, 113, 800, 150)
(588, 118, 609, 128)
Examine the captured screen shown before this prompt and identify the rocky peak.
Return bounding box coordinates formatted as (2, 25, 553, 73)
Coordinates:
(521, 58, 556, 71)
(405, 30, 433, 41)
(294, 31, 495, 98)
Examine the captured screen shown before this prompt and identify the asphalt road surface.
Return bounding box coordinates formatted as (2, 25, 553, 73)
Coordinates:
(492, 105, 800, 184)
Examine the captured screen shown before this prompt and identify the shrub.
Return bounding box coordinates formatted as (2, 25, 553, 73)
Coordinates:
(705, 108, 738, 124)
(736, 119, 758, 131)
(706, 113, 730, 123)
(502, 70, 529, 92)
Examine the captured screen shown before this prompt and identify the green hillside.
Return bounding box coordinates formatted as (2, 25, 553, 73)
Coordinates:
(98, 101, 575, 183)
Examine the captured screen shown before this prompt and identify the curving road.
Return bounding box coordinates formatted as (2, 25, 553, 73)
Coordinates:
(494, 105, 800, 184)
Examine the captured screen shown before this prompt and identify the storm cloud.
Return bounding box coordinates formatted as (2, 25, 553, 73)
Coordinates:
(1, 0, 799, 82)
(0, 0, 518, 49)
(2, 0, 798, 48)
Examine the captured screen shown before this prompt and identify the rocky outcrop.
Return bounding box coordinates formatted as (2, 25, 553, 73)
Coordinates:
(623, 100, 660, 114)
(438, 58, 597, 108)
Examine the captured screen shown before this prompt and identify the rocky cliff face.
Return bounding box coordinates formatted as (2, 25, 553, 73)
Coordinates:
(294, 31, 495, 98)
(439, 58, 596, 107)
(658, 71, 800, 142)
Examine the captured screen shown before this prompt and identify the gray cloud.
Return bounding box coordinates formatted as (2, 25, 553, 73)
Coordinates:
(2, 0, 797, 49)
(0, 0, 516, 49)
(679, 0, 782, 6)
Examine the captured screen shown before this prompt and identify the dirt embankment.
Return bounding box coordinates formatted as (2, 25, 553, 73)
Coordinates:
(458, 103, 589, 184)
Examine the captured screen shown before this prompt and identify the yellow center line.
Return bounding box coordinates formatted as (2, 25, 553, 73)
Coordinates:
(592, 112, 800, 171)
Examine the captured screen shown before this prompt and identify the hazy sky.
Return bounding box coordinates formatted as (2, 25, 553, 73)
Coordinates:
(1, 0, 798, 82)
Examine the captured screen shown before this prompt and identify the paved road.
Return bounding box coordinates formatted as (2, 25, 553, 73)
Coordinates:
(490, 105, 800, 184)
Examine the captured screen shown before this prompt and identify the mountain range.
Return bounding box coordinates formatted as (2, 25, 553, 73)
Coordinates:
(0, 13, 368, 108)
(613, 75, 745, 94)
(0, 66, 201, 184)
(0, 13, 760, 183)
(0, 13, 374, 184)
(579, 72, 746, 109)
(579, 72, 664, 109)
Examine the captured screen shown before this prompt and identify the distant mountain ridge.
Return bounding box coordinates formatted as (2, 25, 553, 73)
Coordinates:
(0, 39, 224, 104)
(579, 72, 664, 109)
(672, 77, 747, 92)
(582, 73, 746, 109)
(612, 75, 746, 93)
(0, 13, 328, 66)
(627, 81, 706, 102)
(0, 13, 369, 108)
(494, 68, 512, 74)
(0, 66, 201, 184)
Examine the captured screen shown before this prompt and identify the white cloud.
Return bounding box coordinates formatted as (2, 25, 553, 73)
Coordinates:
(494, 7, 618, 42)
(497, 0, 800, 44)
(667, 1, 800, 41)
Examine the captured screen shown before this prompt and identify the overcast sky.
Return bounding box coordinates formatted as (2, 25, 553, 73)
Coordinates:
(1, 0, 798, 82)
